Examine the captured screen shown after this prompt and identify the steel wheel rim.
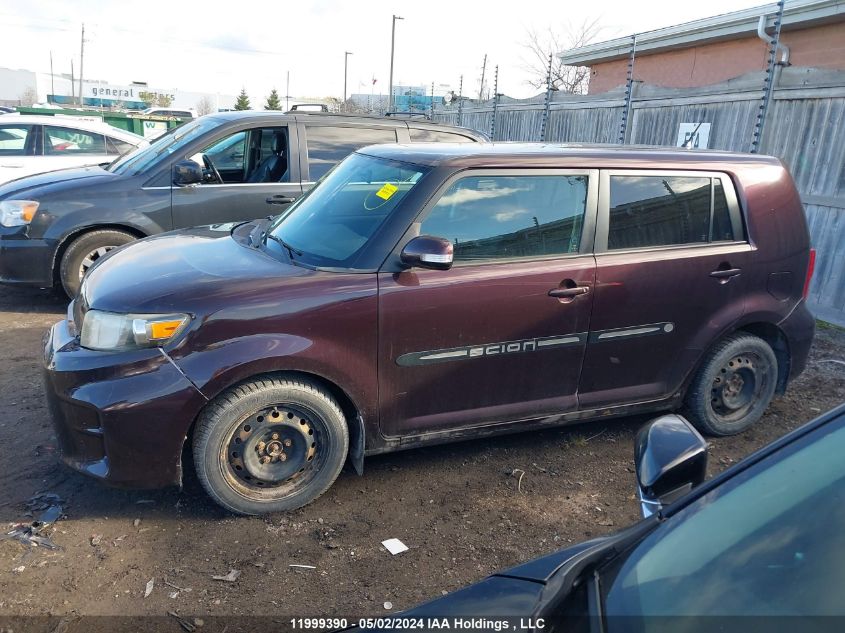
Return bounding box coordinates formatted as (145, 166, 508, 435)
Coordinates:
(710, 352, 768, 422)
(219, 404, 325, 501)
(78, 245, 117, 280)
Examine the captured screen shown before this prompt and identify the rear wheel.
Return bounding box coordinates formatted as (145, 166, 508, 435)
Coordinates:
(684, 333, 778, 436)
(59, 229, 136, 297)
(193, 376, 349, 515)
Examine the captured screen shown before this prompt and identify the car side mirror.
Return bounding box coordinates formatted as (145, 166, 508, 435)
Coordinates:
(634, 414, 708, 518)
(400, 235, 454, 271)
(173, 159, 203, 186)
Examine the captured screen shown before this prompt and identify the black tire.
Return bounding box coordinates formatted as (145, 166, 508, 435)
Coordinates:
(684, 333, 778, 436)
(192, 376, 349, 515)
(59, 229, 136, 297)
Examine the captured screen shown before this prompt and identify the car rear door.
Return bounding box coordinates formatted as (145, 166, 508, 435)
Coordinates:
(577, 170, 750, 409)
(378, 169, 598, 438)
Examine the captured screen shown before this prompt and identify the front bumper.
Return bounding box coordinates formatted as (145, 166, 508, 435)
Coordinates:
(42, 319, 208, 488)
(0, 229, 55, 286)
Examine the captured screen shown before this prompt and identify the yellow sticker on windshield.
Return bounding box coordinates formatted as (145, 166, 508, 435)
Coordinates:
(375, 183, 399, 200)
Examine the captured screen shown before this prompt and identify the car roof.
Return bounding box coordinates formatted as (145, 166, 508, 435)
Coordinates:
(357, 142, 783, 168)
(204, 110, 486, 138)
(1, 114, 144, 142)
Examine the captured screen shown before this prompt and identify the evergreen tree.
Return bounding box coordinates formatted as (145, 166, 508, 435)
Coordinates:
(265, 88, 282, 111)
(234, 88, 251, 111)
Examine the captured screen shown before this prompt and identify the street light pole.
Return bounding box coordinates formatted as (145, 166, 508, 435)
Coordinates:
(343, 51, 353, 109)
(388, 15, 403, 112)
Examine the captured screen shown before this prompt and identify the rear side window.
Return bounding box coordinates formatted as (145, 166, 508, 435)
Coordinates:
(607, 175, 738, 250)
(306, 125, 397, 180)
(44, 126, 106, 155)
(410, 128, 475, 143)
(420, 174, 589, 263)
(0, 125, 32, 155)
(106, 136, 136, 155)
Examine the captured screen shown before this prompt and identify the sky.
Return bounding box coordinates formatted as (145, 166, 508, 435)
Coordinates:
(0, 0, 770, 107)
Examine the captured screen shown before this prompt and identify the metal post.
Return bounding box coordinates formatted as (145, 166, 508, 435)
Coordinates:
(617, 34, 637, 144)
(457, 75, 464, 126)
(70, 59, 75, 104)
(285, 71, 290, 111)
(344, 51, 353, 108)
(540, 52, 553, 142)
(430, 81, 435, 120)
(751, 0, 785, 153)
(388, 15, 403, 112)
(78, 23, 85, 107)
(489, 65, 499, 141)
(49, 51, 54, 103)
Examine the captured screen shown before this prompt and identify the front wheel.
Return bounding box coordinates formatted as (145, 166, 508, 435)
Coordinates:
(59, 229, 137, 297)
(192, 376, 349, 515)
(684, 333, 778, 436)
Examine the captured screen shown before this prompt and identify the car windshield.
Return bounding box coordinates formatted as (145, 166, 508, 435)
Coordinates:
(600, 417, 845, 624)
(106, 118, 219, 176)
(267, 152, 428, 268)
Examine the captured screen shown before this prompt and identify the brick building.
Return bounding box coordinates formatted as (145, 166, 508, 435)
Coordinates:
(560, 0, 845, 94)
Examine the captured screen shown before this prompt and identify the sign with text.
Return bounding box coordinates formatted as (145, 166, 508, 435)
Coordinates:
(677, 122, 711, 149)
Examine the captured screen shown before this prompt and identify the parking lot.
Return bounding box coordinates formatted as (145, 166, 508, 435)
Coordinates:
(0, 282, 843, 618)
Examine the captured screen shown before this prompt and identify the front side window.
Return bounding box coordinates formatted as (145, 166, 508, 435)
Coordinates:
(0, 125, 32, 155)
(270, 152, 427, 268)
(603, 419, 845, 621)
(419, 174, 588, 263)
(607, 175, 737, 250)
(44, 126, 106, 155)
(306, 125, 397, 180)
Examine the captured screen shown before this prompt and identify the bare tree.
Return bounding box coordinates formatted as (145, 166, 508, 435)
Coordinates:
(196, 96, 215, 116)
(522, 18, 601, 94)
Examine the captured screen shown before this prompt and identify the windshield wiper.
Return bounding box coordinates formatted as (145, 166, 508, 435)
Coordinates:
(263, 232, 303, 260)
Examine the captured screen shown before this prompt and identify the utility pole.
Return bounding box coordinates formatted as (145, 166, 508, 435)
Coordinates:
(78, 23, 86, 107)
(343, 51, 353, 108)
(285, 71, 290, 111)
(388, 15, 403, 111)
(70, 59, 75, 104)
(49, 51, 55, 104)
(478, 54, 487, 101)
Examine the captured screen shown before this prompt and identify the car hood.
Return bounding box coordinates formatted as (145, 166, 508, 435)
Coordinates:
(82, 222, 314, 314)
(0, 164, 117, 199)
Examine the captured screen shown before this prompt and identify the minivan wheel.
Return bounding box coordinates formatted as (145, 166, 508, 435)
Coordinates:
(59, 229, 137, 297)
(193, 377, 349, 515)
(684, 333, 778, 436)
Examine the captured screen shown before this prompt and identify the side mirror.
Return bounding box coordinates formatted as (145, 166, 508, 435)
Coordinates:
(634, 414, 708, 518)
(400, 235, 454, 271)
(173, 159, 203, 186)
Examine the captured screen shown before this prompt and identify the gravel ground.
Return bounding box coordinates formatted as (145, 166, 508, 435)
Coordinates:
(0, 284, 843, 621)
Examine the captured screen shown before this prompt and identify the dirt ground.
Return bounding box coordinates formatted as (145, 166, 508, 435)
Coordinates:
(0, 283, 843, 623)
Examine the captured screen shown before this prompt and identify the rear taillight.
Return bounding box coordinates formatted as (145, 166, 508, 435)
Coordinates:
(802, 248, 816, 300)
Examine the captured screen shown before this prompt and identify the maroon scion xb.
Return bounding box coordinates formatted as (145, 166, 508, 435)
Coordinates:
(43, 144, 816, 515)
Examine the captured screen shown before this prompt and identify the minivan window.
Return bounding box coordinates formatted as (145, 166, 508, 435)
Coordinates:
(420, 175, 588, 262)
(107, 117, 218, 176)
(607, 175, 735, 250)
(270, 152, 426, 267)
(306, 125, 398, 180)
(409, 128, 474, 143)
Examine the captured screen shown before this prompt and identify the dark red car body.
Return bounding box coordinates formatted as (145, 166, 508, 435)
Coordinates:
(42, 144, 815, 489)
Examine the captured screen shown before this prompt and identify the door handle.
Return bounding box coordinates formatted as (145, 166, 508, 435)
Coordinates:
(266, 195, 296, 205)
(709, 268, 742, 279)
(548, 286, 590, 298)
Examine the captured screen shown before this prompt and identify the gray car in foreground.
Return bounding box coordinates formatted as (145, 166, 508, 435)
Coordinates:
(0, 111, 484, 296)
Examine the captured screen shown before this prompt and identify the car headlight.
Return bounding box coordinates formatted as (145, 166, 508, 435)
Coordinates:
(80, 310, 189, 351)
(0, 200, 39, 227)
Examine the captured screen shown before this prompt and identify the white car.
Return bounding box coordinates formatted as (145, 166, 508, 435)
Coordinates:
(0, 115, 147, 184)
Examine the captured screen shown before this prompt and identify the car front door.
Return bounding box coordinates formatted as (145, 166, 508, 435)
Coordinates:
(577, 170, 750, 410)
(378, 169, 598, 438)
(0, 123, 38, 182)
(171, 124, 302, 228)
